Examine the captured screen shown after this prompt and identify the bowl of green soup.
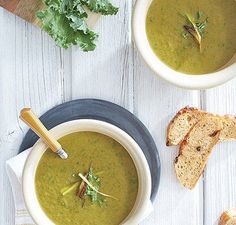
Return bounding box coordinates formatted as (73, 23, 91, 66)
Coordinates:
(132, 0, 236, 89)
(22, 119, 153, 225)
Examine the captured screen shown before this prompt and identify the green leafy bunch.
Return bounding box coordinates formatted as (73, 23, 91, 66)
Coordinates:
(37, 0, 118, 51)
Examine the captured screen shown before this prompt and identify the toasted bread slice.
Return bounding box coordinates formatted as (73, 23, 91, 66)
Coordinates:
(221, 116, 236, 141)
(174, 116, 222, 189)
(219, 209, 236, 225)
(167, 107, 236, 146)
(166, 107, 208, 146)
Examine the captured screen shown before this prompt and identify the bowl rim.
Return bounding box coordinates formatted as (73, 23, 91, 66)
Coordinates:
(132, 0, 236, 90)
(22, 119, 152, 225)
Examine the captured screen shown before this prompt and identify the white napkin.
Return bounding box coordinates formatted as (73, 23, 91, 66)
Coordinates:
(6, 148, 35, 225)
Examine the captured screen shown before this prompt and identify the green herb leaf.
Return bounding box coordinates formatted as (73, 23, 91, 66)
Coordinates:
(182, 32, 189, 39)
(196, 11, 203, 20)
(61, 165, 117, 208)
(195, 17, 208, 37)
(181, 12, 208, 52)
(85, 168, 101, 203)
(66, 14, 89, 33)
(78, 168, 118, 204)
(36, 11, 45, 19)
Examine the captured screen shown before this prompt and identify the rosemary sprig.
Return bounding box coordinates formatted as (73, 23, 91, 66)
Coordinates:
(181, 11, 208, 52)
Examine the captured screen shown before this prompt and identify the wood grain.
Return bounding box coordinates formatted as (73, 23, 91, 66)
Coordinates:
(14, 0, 43, 25)
(0, 0, 20, 12)
(0, 0, 43, 25)
(0, 0, 99, 27)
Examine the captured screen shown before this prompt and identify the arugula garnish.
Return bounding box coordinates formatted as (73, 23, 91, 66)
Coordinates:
(37, 0, 118, 51)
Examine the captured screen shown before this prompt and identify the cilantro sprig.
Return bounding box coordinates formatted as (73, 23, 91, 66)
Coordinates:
(37, 0, 118, 51)
(84, 168, 105, 206)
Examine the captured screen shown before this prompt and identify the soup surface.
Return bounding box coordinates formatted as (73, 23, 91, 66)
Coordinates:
(35, 132, 138, 225)
(146, 0, 236, 74)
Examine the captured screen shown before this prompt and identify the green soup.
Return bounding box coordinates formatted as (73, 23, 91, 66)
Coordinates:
(146, 0, 236, 74)
(35, 132, 138, 225)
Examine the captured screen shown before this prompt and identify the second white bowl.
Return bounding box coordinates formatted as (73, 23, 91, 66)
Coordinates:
(132, 0, 236, 89)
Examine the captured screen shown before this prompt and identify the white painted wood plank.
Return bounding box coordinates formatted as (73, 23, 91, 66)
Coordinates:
(71, 0, 133, 110)
(133, 50, 203, 225)
(60, 49, 73, 102)
(0, 8, 65, 225)
(0, 10, 17, 225)
(203, 80, 236, 225)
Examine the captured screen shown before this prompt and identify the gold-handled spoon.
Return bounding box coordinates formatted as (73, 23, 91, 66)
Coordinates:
(20, 108, 68, 159)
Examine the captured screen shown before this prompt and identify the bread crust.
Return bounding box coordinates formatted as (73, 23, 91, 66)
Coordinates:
(220, 115, 236, 141)
(219, 212, 231, 225)
(174, 116, 222, 189)
(167, 107, 236, 146)
(219, 209, 236, 225)
(166, 106, 208, 146)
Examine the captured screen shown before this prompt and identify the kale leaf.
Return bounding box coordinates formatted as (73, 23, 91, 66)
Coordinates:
(37, 0, 118, 51)
(81, 0, 118, 15)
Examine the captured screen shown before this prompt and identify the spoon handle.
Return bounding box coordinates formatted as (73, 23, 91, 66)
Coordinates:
(20, 108, 62, 153)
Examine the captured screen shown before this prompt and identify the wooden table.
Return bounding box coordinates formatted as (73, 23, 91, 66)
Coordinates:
(0, 1, 236, 224)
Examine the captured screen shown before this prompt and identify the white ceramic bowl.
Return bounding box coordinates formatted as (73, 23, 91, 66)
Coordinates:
(132, 0, 236, 89)
(22, 119, 153, 225)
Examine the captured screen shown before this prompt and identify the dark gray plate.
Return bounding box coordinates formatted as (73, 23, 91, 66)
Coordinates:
(19, 99, 161, 202)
